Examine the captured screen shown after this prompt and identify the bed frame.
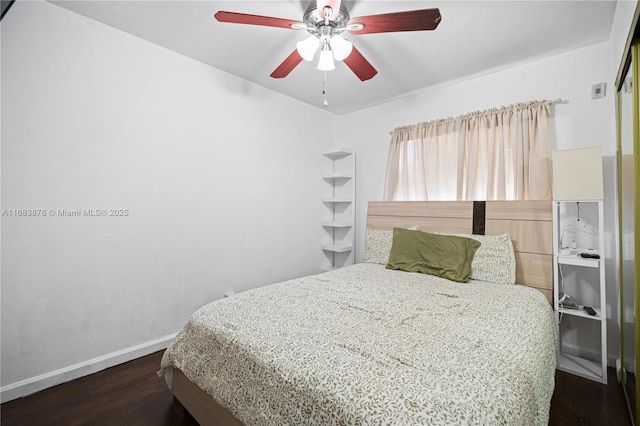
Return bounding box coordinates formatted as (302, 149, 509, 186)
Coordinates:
(170, 200, 553, 425)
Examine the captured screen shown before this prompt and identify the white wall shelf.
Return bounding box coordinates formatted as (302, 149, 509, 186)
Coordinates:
(322, 149, 355, 271)
(322, 243, 353, 253)
(323, 198, 353, 203)
(323, 150, 352, 160)
(322, 221, 352, 228)
(553, 200, 607, 384)
(322, 173, 353, 180)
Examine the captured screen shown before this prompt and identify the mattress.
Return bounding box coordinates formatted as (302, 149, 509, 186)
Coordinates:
(160, 263, 557, 425)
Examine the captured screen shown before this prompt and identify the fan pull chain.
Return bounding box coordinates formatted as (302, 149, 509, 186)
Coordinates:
(323, 71, 328, 109)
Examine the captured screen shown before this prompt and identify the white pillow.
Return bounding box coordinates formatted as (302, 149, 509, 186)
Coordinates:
(364, 227, 420, 265)
(364, 228, 394, 265)
(439, 233, 516, 284)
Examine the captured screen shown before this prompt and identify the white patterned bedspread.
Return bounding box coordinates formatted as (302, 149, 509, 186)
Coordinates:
(161, 263, 557, 425)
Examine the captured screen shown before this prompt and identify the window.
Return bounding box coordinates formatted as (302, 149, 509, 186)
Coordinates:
(383, 101, 551, 201)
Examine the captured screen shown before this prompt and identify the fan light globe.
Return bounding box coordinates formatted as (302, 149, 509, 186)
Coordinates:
(317, 49, 335, 71)
(330, 35, 353, 61)
(296, 36, 320, 61)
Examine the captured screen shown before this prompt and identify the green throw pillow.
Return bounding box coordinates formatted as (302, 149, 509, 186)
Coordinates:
(386, 228, 481, 282)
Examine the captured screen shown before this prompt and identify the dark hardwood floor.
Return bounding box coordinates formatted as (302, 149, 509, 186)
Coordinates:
(1, 350, 632, 425)
(549, 367, 631, 425)
(1, 352, 196, 426)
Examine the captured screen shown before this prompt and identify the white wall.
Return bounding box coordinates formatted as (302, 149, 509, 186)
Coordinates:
(1, 0, 331, 400)
(335, 21, 633, 364)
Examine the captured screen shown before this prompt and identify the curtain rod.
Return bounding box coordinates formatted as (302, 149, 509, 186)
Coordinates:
(388, 99, 567, 135)
(548, 98, 567, 105)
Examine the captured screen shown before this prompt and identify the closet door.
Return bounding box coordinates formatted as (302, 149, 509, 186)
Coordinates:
(618, 39, 640, 425)
(633, 41, 640, 426)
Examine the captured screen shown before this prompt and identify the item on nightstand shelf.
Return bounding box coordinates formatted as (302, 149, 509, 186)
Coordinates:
(558, 292, 579, 309)
(570, 239, 577, 255)
(579, 252, 600, 259)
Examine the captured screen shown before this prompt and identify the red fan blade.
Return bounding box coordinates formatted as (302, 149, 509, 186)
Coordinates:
(270, 50, 304, 78)
(316, 0, 342, 20)
(342, 46, 377, 81)
(214, 11, 303, 30)
(348, 8, 441, 34)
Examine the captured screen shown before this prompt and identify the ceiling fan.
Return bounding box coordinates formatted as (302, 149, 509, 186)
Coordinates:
(214, 1, 441, 81)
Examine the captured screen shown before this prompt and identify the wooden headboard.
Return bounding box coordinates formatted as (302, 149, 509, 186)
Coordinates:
(366, 200, 553, 302)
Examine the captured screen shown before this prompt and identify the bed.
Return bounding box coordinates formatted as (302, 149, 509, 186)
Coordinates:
(160, 200, 557, 425)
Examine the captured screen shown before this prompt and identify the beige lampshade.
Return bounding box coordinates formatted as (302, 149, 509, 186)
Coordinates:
(552, 146, 604, 200)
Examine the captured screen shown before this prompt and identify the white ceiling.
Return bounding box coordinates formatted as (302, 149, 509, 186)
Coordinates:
(49, 1, 618, 115)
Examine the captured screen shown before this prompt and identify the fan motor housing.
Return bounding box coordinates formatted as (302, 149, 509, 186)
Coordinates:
(302, 3, 350, 37)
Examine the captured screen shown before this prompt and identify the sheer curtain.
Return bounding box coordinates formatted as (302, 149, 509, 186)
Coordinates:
(383, 100, 551, 201)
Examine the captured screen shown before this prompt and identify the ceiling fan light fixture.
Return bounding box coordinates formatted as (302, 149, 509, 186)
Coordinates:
(329, 34, 352, 61)
(296, 36, 320, 61)
(317, 47, 335, 71)
(215, 5, 441, 82)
